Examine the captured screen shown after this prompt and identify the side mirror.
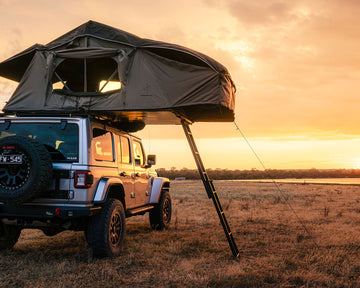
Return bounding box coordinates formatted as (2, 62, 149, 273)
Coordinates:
(147, 154, 156, 166)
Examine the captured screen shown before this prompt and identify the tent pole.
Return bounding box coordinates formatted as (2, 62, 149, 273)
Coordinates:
(181, 119, 240, 258)
(84, 59, 87, 92)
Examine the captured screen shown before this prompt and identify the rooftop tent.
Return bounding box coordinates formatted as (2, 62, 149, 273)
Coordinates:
(0, 21, 236, 126)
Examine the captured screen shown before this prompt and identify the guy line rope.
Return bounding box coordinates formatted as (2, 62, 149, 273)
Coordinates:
(233, 121, 320, 250)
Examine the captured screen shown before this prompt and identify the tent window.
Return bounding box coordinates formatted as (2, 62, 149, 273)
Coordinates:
(99, 80, 121, 92)
(52, 57, 121, 94)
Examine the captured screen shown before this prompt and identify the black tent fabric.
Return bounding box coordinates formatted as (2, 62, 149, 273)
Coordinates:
(0, 21, 236, 125)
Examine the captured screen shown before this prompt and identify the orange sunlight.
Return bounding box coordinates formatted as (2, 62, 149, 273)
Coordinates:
(139, 128, 360, 170)
(1, 0, 360, 170)
(99, 80, 121, 92)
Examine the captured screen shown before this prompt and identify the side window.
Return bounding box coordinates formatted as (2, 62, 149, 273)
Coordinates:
(52, 58, 122, 94)
(92, 128, 114, 162)
(118, 136, 131, 164)
(133, 141, 145, 166)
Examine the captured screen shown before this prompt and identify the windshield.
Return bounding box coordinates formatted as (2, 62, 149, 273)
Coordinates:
(0, 122, 79, 162)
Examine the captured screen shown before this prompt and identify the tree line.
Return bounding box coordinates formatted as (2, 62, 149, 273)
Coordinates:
(155, 168, 360, 180)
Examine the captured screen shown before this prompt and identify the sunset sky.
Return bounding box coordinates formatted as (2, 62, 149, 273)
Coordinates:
(1, 0, 360, 170)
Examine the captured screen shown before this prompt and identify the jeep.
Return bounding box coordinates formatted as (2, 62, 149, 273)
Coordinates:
(0, 115, 171, 257)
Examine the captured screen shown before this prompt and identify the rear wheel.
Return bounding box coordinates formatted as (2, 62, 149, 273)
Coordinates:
(0, 222, 21, 250)
(86, 199, 125, 258)
(149, 191, 171, 230)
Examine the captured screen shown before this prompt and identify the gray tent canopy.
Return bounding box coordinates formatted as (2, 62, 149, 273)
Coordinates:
(0, 21, 236, 127)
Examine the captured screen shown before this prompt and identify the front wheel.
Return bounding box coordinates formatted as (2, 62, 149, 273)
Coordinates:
(86, 199, 125, 258)
(149, 191, 171, 230)
(0, 222, 21, 250)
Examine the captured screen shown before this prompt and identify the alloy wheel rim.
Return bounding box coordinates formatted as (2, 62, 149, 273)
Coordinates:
(109, 211, 122, 246)
(163, 198, 170, 223)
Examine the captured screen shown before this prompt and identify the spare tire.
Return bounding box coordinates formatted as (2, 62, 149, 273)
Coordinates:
(0, 136, 53, 204)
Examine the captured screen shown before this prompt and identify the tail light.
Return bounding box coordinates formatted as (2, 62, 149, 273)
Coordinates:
(74, 171, 93, 188)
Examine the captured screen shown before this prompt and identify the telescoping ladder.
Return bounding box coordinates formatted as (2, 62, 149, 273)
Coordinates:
(181, 119, 240, 258)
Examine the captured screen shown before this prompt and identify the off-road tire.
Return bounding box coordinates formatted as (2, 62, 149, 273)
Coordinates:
(0, 222, 21, 250)
(0, 136, 52, 204)
(86, 199, 125, 258)
(149, 191, 171, 230)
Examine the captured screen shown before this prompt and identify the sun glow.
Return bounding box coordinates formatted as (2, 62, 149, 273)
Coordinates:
(139, 126, 360, 170)
(214, 39, 255, 72)
(351, 158, 360, 169)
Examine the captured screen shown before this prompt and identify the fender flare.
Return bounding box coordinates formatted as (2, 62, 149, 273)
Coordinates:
(93, 178, 124, 203)
(149, 177, 170, 204)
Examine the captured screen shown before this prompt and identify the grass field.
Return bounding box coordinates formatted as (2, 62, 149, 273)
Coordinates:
(1, 180, 360, 287)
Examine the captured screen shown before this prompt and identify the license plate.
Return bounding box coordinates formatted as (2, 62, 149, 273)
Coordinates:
(0, 154, 23, 164)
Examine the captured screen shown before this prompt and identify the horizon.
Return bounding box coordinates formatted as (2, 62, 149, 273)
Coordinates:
(154, 167, 360, 171)
(1, 0, 360, 170)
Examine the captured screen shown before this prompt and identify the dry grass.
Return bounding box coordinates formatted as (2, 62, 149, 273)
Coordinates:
(1, 180, 360, 287)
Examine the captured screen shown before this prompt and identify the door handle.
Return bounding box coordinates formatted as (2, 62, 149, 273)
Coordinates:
(120, 172, 127, 177)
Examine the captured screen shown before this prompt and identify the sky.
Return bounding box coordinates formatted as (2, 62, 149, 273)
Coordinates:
(1, 0, 360, 170)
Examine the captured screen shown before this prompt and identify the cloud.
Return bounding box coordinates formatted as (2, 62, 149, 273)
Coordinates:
(209, 0, 360, 73)
(0, 26, 23, 60)
(226, 1, 299, 27)
(1, 0, 360, 141)
(199, 0, 360, 138)
(0, 79, 16, 111)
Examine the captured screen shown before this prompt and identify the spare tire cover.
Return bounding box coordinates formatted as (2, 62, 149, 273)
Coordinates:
(0, 136, 53, 204)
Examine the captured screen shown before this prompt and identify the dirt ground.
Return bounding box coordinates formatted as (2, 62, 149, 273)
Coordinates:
(0, 180, 359, 287)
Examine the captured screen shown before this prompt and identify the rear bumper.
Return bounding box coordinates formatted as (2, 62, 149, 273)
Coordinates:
(0, 202, 101, 220)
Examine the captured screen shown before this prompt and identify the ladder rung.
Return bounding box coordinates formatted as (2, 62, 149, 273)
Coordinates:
(182, 120, 239, 258)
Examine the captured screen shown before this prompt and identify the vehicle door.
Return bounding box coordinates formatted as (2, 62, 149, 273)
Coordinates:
(132, 139, 150, 205)
(117, 135, 136, 209)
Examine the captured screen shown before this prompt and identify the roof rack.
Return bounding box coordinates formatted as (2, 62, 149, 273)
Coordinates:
(1, 111, 145, 133)
(8, 111, 90, 118)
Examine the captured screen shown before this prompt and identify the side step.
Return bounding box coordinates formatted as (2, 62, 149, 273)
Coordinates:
(126, 205, 154, 217)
